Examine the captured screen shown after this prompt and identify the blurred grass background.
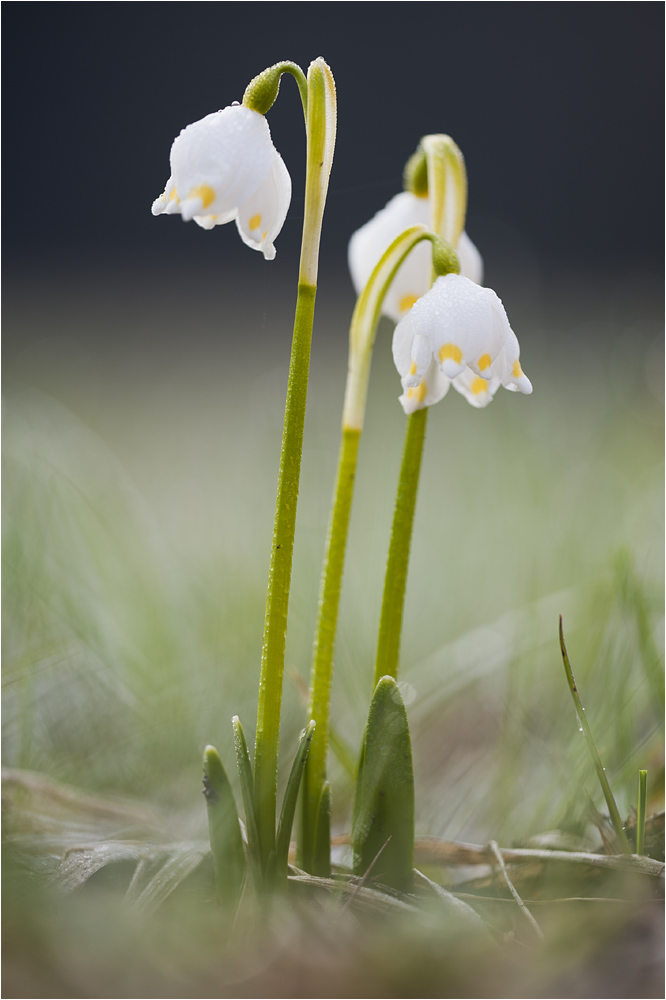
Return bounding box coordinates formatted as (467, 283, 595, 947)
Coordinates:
(3, 256, 663, 847)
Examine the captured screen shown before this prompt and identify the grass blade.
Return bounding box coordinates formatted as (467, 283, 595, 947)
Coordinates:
(232, 716, 261, 880)
(276, 720, 315, 878)
(558, 617, 631, 853)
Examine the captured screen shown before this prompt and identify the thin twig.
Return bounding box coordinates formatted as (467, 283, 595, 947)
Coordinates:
(489, 840, 544, 942)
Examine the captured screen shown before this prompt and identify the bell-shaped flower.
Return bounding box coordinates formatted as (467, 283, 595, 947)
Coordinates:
(348, 191, 483, 322)
(151, 104, 291, 260)
(392, 273, 532, 413)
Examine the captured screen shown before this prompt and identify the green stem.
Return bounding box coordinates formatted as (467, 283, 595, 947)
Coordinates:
(558, 617, 631, 854)
(298, 229, 458, 872)
(301, 426, 360, 872)
(299, 229, 457, 872)
(253, 282, 315, 872)
(253, 59, 336, 878)
(374, 408, 428, 686)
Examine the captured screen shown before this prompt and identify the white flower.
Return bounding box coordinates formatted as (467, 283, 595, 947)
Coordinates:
(151, 104, 291, 260)
(392, 273, 532, 413)
(348, 191, 483, 322)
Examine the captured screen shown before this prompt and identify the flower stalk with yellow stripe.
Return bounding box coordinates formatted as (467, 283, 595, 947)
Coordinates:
(300, 224, 460, 875)
(153, 57, 336, 886)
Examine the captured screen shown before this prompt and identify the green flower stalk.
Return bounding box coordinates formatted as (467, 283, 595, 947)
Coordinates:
(373, 406, 428, 686)
(300, 226, 460, 874)
(299, 137, 478, 873)
(153, 58, 336, 884)
(375, 137, 531, 684)
(251, 58, 337, 878)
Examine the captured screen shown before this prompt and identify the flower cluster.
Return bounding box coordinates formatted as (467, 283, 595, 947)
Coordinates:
(392, 273, 532, 412)
(152, 104, 291, 260)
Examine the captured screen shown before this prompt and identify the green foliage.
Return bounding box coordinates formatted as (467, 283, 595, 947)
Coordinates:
(312, 781, 332, 877)
(232, 716, 260, 882)
(276, 720, 315, 878)
(202, 745, 245, 907)
(352, 676, 415, 892)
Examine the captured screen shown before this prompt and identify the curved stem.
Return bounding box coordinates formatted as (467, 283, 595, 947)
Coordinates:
(374, 407, 428, 686)
(299, 228, 457, 872)
(253, 58, 336, 879)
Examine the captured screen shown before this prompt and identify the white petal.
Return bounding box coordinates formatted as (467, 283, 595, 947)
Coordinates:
(484, 315, 532, 394)
(383, 242, 432, 323)
(452, 367, 501, 408)
(411, 274, 506, 379)
(393, 315, 437, 387)
(398, 358, 450, 414)
(349, 192, 431, 321)
(348, 194, 484, 322)
(193, 207, 238, 230)
(406, 334, 433, 387)
(392, 312, 418, 378)
(457, 231, 484, 284)
(152, 193, 168, 216)
(235, 153, 292, 260)
(152, 177, 178, 216)
(170, 105, 277, 218)
(180, 196, 204, 222)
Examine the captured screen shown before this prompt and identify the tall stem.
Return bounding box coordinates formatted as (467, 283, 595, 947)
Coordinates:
(374, 407, 428, 686)
(301, 426, 359, 871)
(299, 228, 454, 871)
(254, 282, 316, 871)
(253, 59, 336, 875)
(299, 228, 457, 872)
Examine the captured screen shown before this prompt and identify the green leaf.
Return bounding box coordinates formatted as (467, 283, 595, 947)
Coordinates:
(202, 745, 245, 908)
(232, 716, 261, 881)
(276, 720, 315, 878)
(352, 676, 415, 893)
(312, 780, 332, 877)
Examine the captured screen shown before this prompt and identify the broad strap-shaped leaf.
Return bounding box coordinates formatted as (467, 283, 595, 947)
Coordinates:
(276, 720, 315, 878)
(352, 676, 415, 893)
(202, 745, 245, 907)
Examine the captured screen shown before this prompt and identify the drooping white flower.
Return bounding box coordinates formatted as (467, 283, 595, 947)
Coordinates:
(151, 104, 291, 260)
(392, 273, 532, 413)
(348, 191, 483, 322)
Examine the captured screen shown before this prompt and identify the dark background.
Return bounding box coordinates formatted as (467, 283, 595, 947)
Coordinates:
(3, 2, 664, 279)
